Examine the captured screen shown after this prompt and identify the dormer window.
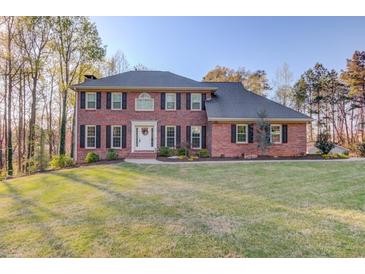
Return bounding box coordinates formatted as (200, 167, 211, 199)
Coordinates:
(135, 93, 154, 111)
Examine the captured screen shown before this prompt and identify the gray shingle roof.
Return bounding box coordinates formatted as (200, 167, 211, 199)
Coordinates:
(204, 82, 311, 121)
(73, 70, 310, 121)
(72, 70, 213, 90)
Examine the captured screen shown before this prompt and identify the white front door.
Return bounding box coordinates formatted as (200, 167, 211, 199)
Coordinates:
(135, 126, 154, 151)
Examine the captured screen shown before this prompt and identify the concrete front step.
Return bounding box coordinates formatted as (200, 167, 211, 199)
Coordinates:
(127, 152, 157, 159)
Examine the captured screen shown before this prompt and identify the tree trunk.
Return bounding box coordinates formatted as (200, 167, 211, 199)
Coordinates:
(48, 76, 54, 159)
(70, 99, 76, 158)
(27, 77, 38, 165)
(59, 90, 68, 155)
(6, 23, 13, 176)
(18, 71, 24, 174)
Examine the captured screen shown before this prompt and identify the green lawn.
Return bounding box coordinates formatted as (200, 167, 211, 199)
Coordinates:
(0, 161, 365, 257)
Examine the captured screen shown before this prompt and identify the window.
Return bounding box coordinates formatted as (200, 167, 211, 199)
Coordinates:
(111, 126, 122, 148)
(165, 126, 176, 148)
(270, 124, 282, 144)
(191, 126, 201, 149)
(135, 93, 154, 111)
(112, 93, 122, 109)
(165, 93, 176, 110)
(86, 92, 96, 109)
(236, 124, 248, 143)
(191, 93, 201, 110)
(86, 125, 96, 148)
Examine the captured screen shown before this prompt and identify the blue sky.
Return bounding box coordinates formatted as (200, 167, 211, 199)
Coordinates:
(92, 16, 365, 94)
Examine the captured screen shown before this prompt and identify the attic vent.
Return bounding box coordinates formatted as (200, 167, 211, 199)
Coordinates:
(84, 74, 97, 80)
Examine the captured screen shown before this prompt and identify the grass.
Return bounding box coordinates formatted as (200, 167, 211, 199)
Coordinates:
(0, 161, 365, 257)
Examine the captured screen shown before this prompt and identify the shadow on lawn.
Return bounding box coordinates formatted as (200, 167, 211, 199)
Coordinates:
(3, 181, 75, 257)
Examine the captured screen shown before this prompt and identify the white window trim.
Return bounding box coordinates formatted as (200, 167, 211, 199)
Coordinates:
(191, 93, 202, 111)
(111, 93, 123, 110)
(270, 124, 282, 144)
(236, 124, 248, 144)
(165, 125, 176, 148)
(135, 93, 154, 111)
(111, 125, 122, 149)
(191, 126, 202, 149)
(86, 92, 97, 110)
(165, 93, 176, 111)
(85, 125, 96, 149)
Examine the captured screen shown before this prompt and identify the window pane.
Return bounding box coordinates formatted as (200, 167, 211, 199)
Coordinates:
(166, 126, 175, 147)
(271, 125, 281, 143)
(137, 99, 153, 110)
(87, 126, 96, 147)
(87, 93, 96, 109)
(191, 126, 201, 148)
(112, 127, 121, 148)
(112, 94, 122, 109)
(237, 125, 247, 142)
(272, 134, 281, 143)
(166, 94, 176, 110)
(87, 126, 95, 137)
(191, 94, 201, 110)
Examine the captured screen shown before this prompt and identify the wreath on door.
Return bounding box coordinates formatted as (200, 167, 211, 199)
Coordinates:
(141, 128, 149, 136)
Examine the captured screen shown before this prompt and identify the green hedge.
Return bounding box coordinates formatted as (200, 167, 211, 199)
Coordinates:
(85, 152, 100, 163)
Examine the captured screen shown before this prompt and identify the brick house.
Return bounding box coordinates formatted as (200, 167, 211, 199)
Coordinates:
(72, 71, 311, 162)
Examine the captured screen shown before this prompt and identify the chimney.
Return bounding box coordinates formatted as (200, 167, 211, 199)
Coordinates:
(84, 74, 97, 81)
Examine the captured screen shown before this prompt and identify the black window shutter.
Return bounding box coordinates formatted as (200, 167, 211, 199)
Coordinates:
(282, 124, 288, 143)
(202, 126, 207, 148)
(122, 93, 127, 109)
(96, 125, 101, 148)
(106, 92, 111, 109)
(161, 93, 165, 110)
(80, 92, 85, 109)
(160, 126, 165, 147)
(97, 92, 101, 109)
(176, 125, 181, 147)
(202, 93, 206, 110)
(176, 93, 181, 110)
(186, 93, 191, 110)
(80, 125, 85, 148)
(106, 125, 111, 148)
(186, 126, 191, 145)
(231, 124, 236, 143)
(122, 125, 127, 148)
(248, 124, 254, 143)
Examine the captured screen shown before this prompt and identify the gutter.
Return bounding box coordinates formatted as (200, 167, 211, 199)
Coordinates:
(208, 117, 313, 122)
(71, 86, 218, 92)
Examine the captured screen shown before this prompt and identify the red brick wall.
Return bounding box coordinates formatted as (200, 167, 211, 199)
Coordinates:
(76, 91, 208, 162)
(210, 122, 307, 158)
(76, 91, 308, 161)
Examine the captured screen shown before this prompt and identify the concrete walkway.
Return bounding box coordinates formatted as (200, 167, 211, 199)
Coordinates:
(125, 157, 365, 165)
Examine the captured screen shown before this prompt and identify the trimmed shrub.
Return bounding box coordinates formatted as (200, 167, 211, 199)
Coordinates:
(158, 147, 177, 157)
(50, 155, 74, 169)
(315, 132, 335, 154)
(158, 146, 170, 157)
(358, 142, 365, 157)
(85, 152, 99, 163)
(106, 149, 118, 160)
(197, 149, 210, 158)
(177, 147, 188, 156)
(322, 153, 349, 160)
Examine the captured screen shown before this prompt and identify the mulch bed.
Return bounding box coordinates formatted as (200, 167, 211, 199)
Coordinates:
(157, 154, 324, 162)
